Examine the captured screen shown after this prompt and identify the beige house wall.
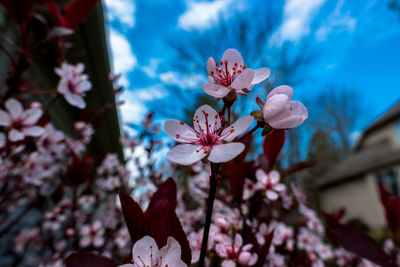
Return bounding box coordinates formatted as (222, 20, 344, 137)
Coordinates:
(320, 175, 386, 229)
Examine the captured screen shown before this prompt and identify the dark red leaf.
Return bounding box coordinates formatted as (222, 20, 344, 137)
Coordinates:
(281, 161, 317, 177)
(63, 0, 99, 30)
(325, 218, 392, 266)
(262, 129, 285, 171)
(119, 191, 150, 244)
(222, 136, 253, 201)
(147, 178, 177, 212)
(65, 252, 117, 267)
(47, 1, 66, 26)
(378, 182, 400, 240)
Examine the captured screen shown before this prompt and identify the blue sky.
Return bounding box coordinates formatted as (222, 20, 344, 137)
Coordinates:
(103, 0, 400, 138)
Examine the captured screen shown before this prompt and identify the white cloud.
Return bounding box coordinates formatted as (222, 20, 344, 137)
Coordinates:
(141, 58, 163, 78)
(160, 71, 206, 89)
(109, 29, 137, 86)
(178, 0, 233, 30)
(118, 90, 147, 124)
(315, 0, 357, 41)
(135, 85, 168, 101)
(275, 0, 326, 42)
(160, 71, 180, 85)
(104, 0, 136, 28)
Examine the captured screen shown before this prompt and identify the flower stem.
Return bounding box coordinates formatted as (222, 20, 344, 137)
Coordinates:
(198, 163, 218, 267)
(237, 123, 262, 142)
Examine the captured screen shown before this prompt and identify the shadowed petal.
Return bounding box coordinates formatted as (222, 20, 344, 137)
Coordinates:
(267, 85, 294, 100)
(164, 120, 198, 143)
(167, 144, 206, 166)
(208, 143, 244, 163)
(9, 129, 24, 142)
(207, 57, 216, 75)
(230, 69, 254, 90)
(202, 81, 230, 98)
(252, 68, 270, 84)
(132, 236, 159, 267)
(221, 115, 253, 141)
(23, 126, 45, 137)
(193, 105, 221, 134)
(23, 108, 43, 125)
(221, 49, 244, 71)
(159, 237, 187, 267)
(0, 110, 11, 126)
(5, 98, 23, 119)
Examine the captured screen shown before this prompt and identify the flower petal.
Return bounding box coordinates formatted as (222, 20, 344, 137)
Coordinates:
(0, 110, 11, 126)
(164, 119, 198, 143)
(167, 144, 206, 166)
(22, 108, 43, 125)
(230, 68, 254, 90)
(256, 169, 268, 184)
(23, 126, 44, 137)
(252, 68, 271, 84)
(267, 85, 294, 100)
(202, 80, 230, 98)
(221, 49, 244, 71)
(65, 93, 86, 109)
(268, 101, 308, 129)
(263, 94, 290, 120)
(274, 183, 286, 192)
(159, 237, 187, 267)
(269, 170, 280, 184)
(132, 236, 159, 267)
(207, 57, 216, 75)
(235, 233, 243, 247)
(208, 143, 244, 163)
(193, 105, 221, 134)
(9, 129, 24, 142)
(5, 98, 23, 119)
(221, 115, 253, 141)
(266, 190, 278, 200)
(79, 80, 92, 92)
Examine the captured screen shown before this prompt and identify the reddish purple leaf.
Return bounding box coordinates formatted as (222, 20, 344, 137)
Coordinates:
(119, 191, 150, 244)
(147, 178, 177, 212)
(262, 129, 285, 170)
(325, 218, 392, 266)
(378, 182, 400, 241)
(222, 136, 253, 201)
(65, 252, 117, 267)
(63, 0, 99, 30)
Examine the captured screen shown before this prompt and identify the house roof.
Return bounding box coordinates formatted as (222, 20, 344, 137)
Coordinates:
(316, 140, 400, 188)
(354, 101, 400, 151)
(317, 101, 400, 189)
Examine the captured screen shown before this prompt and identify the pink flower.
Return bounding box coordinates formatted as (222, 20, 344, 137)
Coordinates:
(120, 235, 187, 267)
(255, 169, 286, 201)
(202, 49, 270, 98)
(215, 233, 258, 266)
(164, 104, 253, 165)
(0, 98, 44, 142)
(79, 221, 105, 248)
(55, 62, 91, 109)
(262, 85, 308, 129)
